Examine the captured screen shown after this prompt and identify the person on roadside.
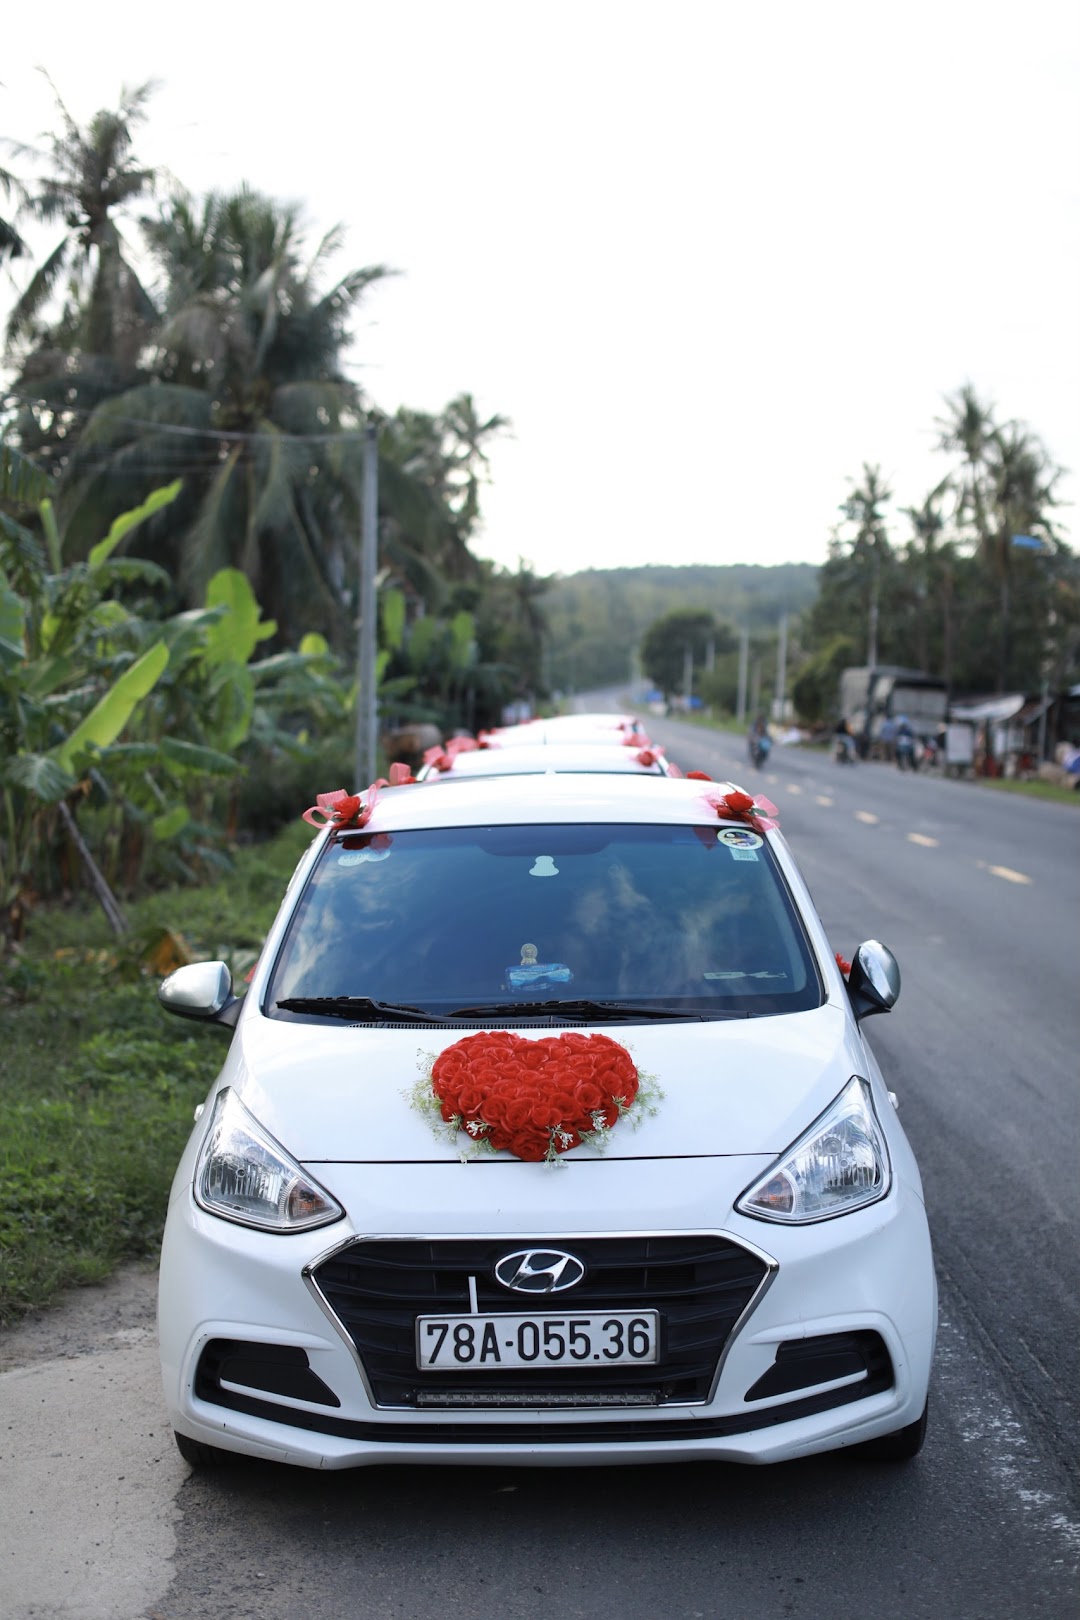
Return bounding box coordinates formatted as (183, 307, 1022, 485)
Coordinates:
(895, 715, 917, 771)
(834, 715, 856, 763)
(748, 713, 772, 768)
(879, 714, 897, 763)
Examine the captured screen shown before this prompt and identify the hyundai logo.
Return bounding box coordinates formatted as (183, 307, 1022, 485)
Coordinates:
(493, 1248, 586, 1294)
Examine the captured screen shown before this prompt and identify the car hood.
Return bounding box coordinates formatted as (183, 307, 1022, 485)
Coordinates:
(226, 1005, 863, 1163)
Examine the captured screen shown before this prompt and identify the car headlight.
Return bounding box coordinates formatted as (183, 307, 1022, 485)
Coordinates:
(736, 1077, 891, 1224)
(194, 1089, 344, 1232)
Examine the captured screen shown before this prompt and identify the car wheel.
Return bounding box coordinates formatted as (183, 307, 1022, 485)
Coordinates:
(850, 1400, 928, 1462)
(173, 1428, 235, 1468)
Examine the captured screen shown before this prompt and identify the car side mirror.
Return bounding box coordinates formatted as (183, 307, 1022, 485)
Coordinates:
(846, 940, 900, 1021)
(158, 960, 242, 1028)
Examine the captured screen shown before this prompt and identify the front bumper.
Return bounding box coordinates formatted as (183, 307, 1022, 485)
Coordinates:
(158, 1156, 936, 1469)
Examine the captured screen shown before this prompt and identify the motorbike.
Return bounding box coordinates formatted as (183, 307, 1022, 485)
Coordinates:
(749, 732, 772, 769)
(896, 733, 918, 770)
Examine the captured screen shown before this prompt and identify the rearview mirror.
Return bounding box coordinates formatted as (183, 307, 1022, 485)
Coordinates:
(158, 960, 242, 1027)
(847, 940, 900, 1021)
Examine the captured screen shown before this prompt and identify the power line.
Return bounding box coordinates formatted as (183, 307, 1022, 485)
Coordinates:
(2, 386, 369, 445)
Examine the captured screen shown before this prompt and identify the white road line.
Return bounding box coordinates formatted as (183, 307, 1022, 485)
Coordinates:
(975, 859, 1033, 885)
(908, 833, 939, 848)
(990, 864, 1032, 885)
(854, 810, 879, 825)
(786, 784, 803, 795)
(815, 795, 834, 807)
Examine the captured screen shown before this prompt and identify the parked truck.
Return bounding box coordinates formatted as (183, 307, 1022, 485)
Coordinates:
(839, 666, 948, 746)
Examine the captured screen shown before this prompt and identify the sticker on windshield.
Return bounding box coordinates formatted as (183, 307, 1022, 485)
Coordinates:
(529, 855, 559, 877)
(728, 848, 759, 861)
(717, 829, 763, 850)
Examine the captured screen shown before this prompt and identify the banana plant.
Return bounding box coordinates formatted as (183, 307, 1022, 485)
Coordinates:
(0, 482, 181, 939)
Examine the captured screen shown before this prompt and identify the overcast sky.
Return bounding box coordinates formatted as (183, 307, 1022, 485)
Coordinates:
(3, 0, 1077, 576)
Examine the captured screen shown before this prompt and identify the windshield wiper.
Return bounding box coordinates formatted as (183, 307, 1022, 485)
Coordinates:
(275, 996, 452, 1025)
(449, 998, 747, 1023)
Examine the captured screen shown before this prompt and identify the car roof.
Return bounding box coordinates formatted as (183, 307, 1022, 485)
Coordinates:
(418, 742, 670, 779)
(481, 723, 644, 749)
(344, 772, 765, 833)
(490, 711, 640, 737)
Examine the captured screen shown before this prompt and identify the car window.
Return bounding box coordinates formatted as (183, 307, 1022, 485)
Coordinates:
(266, 824, 823, 1017)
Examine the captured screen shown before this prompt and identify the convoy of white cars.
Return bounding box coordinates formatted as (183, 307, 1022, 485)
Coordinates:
(156, 713, 936, 1471)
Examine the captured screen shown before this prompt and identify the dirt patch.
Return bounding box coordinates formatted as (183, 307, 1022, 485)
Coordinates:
(0, 1262, 158, 1371)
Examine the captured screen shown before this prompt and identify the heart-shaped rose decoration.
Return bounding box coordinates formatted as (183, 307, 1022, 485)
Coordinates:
(416, 1030, 650, 1163)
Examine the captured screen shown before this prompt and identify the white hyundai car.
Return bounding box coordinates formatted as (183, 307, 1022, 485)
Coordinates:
(157, 772, 936, 1471)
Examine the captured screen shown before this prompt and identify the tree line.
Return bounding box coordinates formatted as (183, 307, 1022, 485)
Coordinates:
(634, 389, 1077, 725)
(0, 79, 548, 719)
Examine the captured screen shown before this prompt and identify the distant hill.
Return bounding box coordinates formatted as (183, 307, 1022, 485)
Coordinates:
(541, 562, 819, 693)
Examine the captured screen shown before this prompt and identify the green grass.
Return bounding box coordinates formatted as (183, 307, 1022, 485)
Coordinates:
(0, 822, 315, 1324)
(967, 775, 1080, 806)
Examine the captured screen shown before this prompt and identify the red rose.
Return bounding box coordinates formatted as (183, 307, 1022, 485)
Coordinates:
(503, 1098, 534, 1131)
(574, 1081, 606, 1113)
(508, 1130, 551, 1162)
(529, 1099, 566, 1130)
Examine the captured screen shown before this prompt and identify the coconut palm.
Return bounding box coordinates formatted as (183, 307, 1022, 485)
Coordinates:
(57, 187, 391, 645)
(840, 463, 893, 667)
(4, 79, 157, 361)
(901, 479, 954, 683)
(0, 163, 27, 263)
(983, 423, 1062, 689)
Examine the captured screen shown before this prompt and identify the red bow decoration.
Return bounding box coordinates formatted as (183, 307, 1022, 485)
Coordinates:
(636, 748, 658, 766)
(835, 952, 852, 978)
(686, 770, 712, 781)
(387, 762, 416, 785)
(302, 787, 373, 829)
(700, 788, 780, 830)
(423, 744, 454, 772)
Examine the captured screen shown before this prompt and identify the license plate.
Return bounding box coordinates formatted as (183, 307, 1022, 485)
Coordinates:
(416, 1311, 659, 1370)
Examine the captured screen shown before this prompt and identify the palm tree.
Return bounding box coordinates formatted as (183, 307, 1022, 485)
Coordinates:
(376, 394, 509, 598)
(840, 463, 893, 667)
(936, 384, 997, 550)
(984, 423, 1062, 689)
(0, 163, 27, 263)
(4, 82, 159, 484)
(5, 79, 158, 361)
(938, 389, 1062, 689)
(58, 187, 392, 645)
(901, 479, 953, 685)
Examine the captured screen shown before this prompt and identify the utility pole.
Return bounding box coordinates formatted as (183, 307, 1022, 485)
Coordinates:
(736, 629, 749, 724)
(683, 644, 694, 706)
(868, 546, 880, 670)
(775, 613, 788, 725)
(355, 423, 379, 787)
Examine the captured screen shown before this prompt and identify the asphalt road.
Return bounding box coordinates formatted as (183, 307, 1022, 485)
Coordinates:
(2, 713, 1077, 1620)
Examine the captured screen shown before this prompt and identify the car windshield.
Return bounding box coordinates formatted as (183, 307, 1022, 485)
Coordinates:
(266, 823, 823, 1020)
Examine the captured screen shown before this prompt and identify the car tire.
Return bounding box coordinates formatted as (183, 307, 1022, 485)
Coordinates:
(173, 1428, 235, 1468)
(850, 1399, 929, 1462)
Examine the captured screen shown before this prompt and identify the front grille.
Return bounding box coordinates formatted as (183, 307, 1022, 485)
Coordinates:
(310, 1235, 769, 1408)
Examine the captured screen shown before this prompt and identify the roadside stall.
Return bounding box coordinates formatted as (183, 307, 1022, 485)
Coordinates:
(948, 695, 1026, 777)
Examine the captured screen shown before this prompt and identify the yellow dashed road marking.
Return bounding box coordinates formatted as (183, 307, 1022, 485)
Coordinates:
(815, 795, 834, 807)
(989, 864, 1032, 885)
(908, 833, 939, 848)
(855, 811, 879, 825)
